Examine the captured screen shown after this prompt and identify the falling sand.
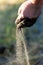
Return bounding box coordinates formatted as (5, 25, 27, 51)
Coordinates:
(16, 28, 30, 65)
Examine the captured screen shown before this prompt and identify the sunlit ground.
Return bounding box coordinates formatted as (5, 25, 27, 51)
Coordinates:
(0, 0, 18, 4)
(0, 0, 24, 10)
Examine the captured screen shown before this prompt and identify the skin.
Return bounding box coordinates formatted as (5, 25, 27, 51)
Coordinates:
(29, 0, 40, 4)
(15, 0, 43, 28)
(30, 0, 43, 6)
(41, 0, 43, 6)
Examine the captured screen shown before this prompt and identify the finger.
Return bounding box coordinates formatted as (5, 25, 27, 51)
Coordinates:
(17, 21, 25, 28)
(15, 15, 24, 25)
(15, 18, 20, 25)
(15, 16, 21, 24)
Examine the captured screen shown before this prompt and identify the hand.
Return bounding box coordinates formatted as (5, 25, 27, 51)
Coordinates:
(15, 16, 37, 29)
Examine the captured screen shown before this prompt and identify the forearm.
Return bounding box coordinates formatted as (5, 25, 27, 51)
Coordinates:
(41, 0, 43, 6)
(29, 0, 40, 5)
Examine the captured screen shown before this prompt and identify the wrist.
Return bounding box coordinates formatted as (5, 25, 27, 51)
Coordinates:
(28, 0, 40, 5)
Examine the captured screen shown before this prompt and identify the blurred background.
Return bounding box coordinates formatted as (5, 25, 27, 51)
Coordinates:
(0, 0, 43, 65)
(0, 0, 25, 46)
